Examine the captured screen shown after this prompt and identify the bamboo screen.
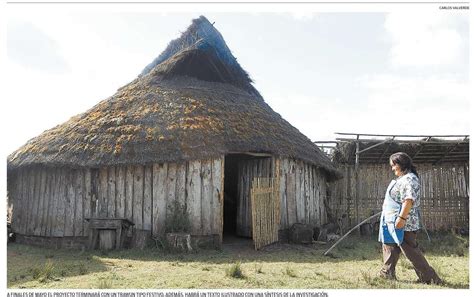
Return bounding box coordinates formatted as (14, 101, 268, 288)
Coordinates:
(250, 177, 280, 250)
(329, 163, 469, 231)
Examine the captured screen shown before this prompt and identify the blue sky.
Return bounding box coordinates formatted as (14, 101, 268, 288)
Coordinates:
(4, 5, 470, 155)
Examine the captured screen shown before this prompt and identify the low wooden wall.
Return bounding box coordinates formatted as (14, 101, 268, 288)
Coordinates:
(279, 158, 328, 230)
(235, 157, 329, 237)
(329, 163, 469, 231)
(8, 158, 224, 241)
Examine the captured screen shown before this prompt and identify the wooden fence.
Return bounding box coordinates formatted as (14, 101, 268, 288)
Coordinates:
(329, 163, 469, 231)
(251, 177, 280, 250)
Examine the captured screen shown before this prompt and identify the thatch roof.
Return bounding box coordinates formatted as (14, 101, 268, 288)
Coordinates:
(8, 16, 339, 180)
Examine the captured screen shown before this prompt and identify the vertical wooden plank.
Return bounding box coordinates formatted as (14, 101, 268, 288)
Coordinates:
(201, 160, 212, 235)
(40, 169, 50, 236)
(211, 158, 223, 236)
(286, 159, 297, 227)
(220, 156, 225, 241)
(25, 169, 35, 235)
(133, 165, 144, 230)
(107, 166, 116, 217)
(55, 168, 67, 237)
(304, 163, 310, 224)
(84, 169, 92, 236)
(15, 170, 24, 234)
(116, 166, 126, 218)
(187, 160, 202, 234)
(98, 167, 108, 217)
(308, 164, 314, 225)
(175, 163, 187, 211)
(64, 169, 76, 237)
(125, 165, 134, 224)
(166, 163, 177, 218)
(143, 165, 152, 231)
(152, 163, 167, 236)
(46, 169, 58, 237)
(279, 158, 288, 230)
(33, 169, 44, 236)
(74, 169, 84, 236)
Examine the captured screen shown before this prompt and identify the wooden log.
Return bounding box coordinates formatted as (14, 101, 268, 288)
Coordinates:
(211, 158, 223, 236)
(116, 166, 126, 218)
(107, 166, 116, 217)
(152, 163, 167, 236)
(74, 169, 84, 236)
(143, 165, 152, 231)
(125, 165, 134, 224)
(65, 170, 76, 237)
(187, 160, 202, 234)
(98, 167, 108, 217)
(84, 169, 92, 236)
(201, 160, 212, 235)
(133, 165, 144, 230)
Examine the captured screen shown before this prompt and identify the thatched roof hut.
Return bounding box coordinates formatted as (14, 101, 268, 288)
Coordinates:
(8, 16, 337, 179)
(7, 16, 339, 250)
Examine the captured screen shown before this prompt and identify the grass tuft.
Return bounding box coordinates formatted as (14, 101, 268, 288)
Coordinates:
(31, 260, 55, 283)
(285, 265, 297, 278)
(98, 278, 113, 289)
(226, 261, 245, 279)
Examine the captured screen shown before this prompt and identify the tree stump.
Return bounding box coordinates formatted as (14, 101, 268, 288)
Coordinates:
(165, 233, 193, 252)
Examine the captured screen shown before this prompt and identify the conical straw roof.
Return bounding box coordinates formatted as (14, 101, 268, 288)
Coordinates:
(8, 16, 340, 180)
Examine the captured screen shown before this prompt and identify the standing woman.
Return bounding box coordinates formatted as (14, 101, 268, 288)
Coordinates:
(379, 152, 442, 284)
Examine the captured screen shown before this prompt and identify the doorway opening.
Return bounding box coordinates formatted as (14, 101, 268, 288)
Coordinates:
(222, 153, 273, 244)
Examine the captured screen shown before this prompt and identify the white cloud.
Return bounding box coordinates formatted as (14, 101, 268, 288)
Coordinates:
(385, 12, 465, 67)
(357, 73, 469, 135)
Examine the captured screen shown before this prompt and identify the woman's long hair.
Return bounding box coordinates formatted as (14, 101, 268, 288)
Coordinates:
(390, 152, 419, 178)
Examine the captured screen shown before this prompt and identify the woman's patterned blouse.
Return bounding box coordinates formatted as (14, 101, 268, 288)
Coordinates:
(389, 172, 421, 231)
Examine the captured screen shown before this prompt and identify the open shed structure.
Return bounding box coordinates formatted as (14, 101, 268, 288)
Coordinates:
(7, 16, 340, 250)
(324, 133, 469, 232)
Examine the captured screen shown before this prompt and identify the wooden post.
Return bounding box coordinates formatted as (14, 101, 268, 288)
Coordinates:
(355, 141, 360, 227)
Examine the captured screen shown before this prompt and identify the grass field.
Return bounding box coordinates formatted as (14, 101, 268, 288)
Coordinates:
(7, 233, 469, 289)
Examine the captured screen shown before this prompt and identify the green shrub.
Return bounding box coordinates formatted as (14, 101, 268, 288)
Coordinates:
(165, 200, 191, 233)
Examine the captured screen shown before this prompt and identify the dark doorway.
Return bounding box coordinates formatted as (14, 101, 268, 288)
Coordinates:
(223, 154, 242, 236)
(223, 153, 273, 241)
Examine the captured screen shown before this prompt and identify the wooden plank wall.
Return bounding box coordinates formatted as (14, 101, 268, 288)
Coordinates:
(278, 158, 328, 230)
(8, 158, 224, 238)
(234, 157, 328, 237)
(329, 163, 470, 231)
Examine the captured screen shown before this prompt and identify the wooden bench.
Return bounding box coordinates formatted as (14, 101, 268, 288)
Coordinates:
(85, 218, 134, 250)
